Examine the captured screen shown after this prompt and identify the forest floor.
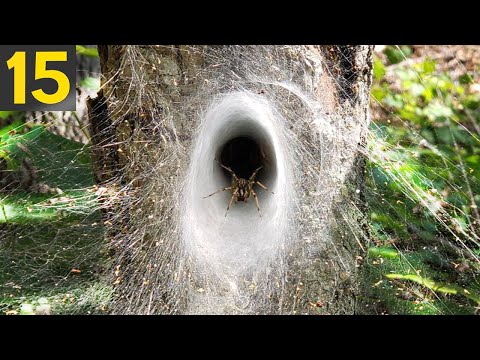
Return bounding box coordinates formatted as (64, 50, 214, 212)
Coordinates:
(364, 45, 480, 314)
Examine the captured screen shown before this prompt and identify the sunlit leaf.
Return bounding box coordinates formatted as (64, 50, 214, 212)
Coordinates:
(408, 83, 425, 97)
(465, 155, 479, 166)
(385, 273, 480, 304)
(79, 77, 100, 91)
(76, 45, 99, 58)
(422, 59, 436, 74)
(369, 246, 400, 259)
(423, 101, 454, 121)
(373, 58, 386, 80)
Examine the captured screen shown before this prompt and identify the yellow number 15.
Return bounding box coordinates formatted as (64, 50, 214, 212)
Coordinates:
(7, 51, 70, 104)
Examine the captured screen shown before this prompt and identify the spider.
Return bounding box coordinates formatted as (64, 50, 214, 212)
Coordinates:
(203, 161, 274, 217)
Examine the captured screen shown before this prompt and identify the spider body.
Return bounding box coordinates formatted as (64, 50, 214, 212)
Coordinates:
(233, 178, 250, 201)
(203, 162, 274, 217)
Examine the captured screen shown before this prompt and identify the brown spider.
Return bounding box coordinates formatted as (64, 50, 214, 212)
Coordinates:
(203, 162, 274, 217)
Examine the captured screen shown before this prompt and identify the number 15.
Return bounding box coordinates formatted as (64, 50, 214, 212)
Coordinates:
(7, 51, 70, 105)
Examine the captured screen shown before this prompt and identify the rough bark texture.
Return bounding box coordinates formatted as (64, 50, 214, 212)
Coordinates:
(89, 45, 373, 314)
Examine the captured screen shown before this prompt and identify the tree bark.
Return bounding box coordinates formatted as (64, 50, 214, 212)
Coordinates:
(89, 45, 373, 314)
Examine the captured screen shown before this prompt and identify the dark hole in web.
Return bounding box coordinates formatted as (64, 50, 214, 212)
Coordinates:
(220, 137, 264, 180)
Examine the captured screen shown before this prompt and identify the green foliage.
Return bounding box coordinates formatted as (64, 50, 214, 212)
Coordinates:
(0, 126, 110, 315)
(368, 246, 399, 259)
(79, 76, 101, 91)
(364, 246, 478, 314)
(373, 58, 386, 81)
(0, 111, 18, 119)
(1, 126, 94, 189)
(366, 46, 480, 314)
(385, 273, 480, 304)
(76, 45, 99, 58)
(383, 46, 413, 65)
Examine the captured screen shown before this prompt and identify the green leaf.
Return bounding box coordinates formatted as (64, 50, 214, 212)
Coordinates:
(383, 94, 404, 109)
(373, 58, 386, 80)
(371, 85, 387, 103)
(368, 246, 400, 259)
(0, 111, 18, 119)
(79, 77, 100, 91)
(408, 83, 425, 97)
(463, 95, 480, 110)
(395, 68, 416, 81)
(422, 85, 434, 102)
(384, 46, 412, 65)
(385, 273, 480, 304)
(399, 46, 413, 58)
(420, 129, 436, 143)
(434, 127, 454, 145)
(422, 59, 436, 74)
(459, 73, 474, 85)
(0, 120, 24, 140)
(76, 45, 99, 58)
(465, 155, 479, 166)
(423, 101, 454, 121)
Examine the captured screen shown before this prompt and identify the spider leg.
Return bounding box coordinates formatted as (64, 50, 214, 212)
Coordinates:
(225, 193, 236, 217)
(256, 181, 274, 194)
(215, 160, 239, 182)
(251, 189, 262, 217)
(203, 187, 232, 198)
(249, 166, 263, 182)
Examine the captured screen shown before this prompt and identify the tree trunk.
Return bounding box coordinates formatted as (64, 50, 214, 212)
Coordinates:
(89, 45, 373, 314)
